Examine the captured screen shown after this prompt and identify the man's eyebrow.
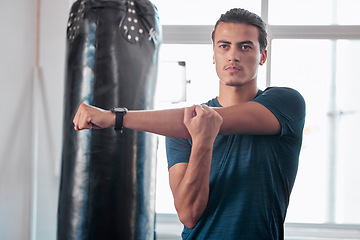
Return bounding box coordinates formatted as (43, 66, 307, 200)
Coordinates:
(216, 40, 231, 45)
(216, 40, 255, 45)
(238, 40, 255, 45)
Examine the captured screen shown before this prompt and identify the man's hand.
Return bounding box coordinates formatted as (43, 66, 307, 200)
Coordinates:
(73, 103, 115, 131)
(183, 105, 223, 145)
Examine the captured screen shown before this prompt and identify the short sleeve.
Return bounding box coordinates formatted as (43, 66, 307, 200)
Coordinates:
(253, 87, 306, 137)
(165, 137, 192, 169)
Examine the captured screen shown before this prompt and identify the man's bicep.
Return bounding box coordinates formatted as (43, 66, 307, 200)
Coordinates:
(216, 101, 281, 136)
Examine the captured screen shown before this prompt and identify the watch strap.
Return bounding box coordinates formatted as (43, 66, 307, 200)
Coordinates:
(111, 107, 128, 133)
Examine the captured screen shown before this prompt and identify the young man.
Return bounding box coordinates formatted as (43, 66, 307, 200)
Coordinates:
(73, 8, 305, 240)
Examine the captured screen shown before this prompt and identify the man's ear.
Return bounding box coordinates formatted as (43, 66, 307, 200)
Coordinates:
(213, 55, 215, 64)
(260, 49, 267, 66)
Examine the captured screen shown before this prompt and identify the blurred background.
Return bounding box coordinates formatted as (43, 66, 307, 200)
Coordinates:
(0, 0, 359, 239)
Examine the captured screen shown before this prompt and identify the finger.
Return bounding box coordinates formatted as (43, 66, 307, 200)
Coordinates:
(73, 104, 86, 130)
(78, 109, 90, 130)
(201, 104, 211, 111)
(194, 104, 205, 116)
(73, 108, 79, 125)
(202, 105, 221, 118)
(73, 110, 80, 130)
(184, 105, 196, 119)
(202, 104, 218, 113)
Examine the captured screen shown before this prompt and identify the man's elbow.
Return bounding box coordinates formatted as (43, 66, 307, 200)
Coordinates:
(176, 203, 207, 229)
(178, 211, 200, 229)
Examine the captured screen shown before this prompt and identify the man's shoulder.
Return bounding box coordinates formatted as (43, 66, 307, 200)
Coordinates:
(255, 86, 306, 137)
(262, 86, 301, 95)
(257, 86, 305, 106)
(203, 97, 222, 107)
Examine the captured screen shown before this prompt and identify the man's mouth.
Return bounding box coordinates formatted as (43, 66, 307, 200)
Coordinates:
(225, 65, 241, 73)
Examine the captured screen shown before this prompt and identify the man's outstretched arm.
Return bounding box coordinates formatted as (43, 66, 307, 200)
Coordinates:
(73, 103, 191, 138)
(73, 101, 280, 137)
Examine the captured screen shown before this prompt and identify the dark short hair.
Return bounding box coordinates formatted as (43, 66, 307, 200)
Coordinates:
(211, 8, 268, 52)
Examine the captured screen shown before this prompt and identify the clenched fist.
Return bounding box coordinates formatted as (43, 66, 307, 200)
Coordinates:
(73, 103, 115, 131)
(183, 105, 223, 146)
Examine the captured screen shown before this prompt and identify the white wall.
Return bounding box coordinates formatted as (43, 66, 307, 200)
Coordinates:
(0, 0, 68, 239)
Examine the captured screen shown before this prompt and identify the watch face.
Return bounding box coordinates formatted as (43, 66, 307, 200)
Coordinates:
(111, 107, 128, 113)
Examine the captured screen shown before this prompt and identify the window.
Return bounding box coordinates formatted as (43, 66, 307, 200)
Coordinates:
(271, 39, 332, 223)
(270, 39, 360, 224)
(151, 0, 261, 25)
(268, 0, 334, 25)
(268, 0, 360, 25)
(334, 40, 360, 224)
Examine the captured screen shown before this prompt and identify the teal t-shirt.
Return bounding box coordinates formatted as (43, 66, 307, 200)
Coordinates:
(165, 87, 306, 240)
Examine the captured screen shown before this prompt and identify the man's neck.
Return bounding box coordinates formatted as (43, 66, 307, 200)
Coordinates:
(217, 82, 259, 107)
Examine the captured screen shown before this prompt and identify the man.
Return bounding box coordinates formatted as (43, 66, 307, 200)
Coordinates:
(73, 8, 305, 240)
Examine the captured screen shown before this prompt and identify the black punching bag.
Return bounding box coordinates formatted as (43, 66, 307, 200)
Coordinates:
(58, 0, 161, 239)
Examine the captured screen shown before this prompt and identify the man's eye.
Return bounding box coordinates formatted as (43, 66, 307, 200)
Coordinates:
(220, 45, 229, 49)
(241, 45, 252, 50)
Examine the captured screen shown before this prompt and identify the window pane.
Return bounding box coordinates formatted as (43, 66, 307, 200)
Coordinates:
(155, 44, 218, 104)
(335, 40, 360, 224)
(155, 135, 177, 214)
(336, 0, 360, 25)
(270, 39, 332, 223)
(151, 0, 261, 25)
(268, 0, 334, 25)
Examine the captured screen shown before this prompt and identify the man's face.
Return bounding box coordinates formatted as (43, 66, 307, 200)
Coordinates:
(213, 22, 266, 87)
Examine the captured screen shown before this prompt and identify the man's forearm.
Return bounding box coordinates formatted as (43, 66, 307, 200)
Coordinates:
(123, 108, 191, 139)
(172, 143, 212, 229)
(73, 103, 190, 138)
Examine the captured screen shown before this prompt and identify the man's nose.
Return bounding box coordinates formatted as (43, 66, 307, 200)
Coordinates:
(228, 49, 240, 62)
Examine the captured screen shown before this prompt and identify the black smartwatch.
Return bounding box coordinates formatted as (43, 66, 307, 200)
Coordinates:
(111, 107, 128, 132)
